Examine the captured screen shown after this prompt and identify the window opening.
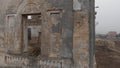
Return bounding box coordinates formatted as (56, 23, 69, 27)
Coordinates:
(27, 15, 32, 20)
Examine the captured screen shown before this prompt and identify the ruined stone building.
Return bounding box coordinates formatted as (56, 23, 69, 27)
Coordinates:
(0, 0, 95, 68)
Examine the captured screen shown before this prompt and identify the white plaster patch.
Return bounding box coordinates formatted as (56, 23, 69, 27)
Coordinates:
(73, 0, 81, 10)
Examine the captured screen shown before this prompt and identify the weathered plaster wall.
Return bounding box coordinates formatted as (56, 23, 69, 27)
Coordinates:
(0, 0, 93, 68)
(46, 0, 73, 58)
(0, 0, 12, 52)
(73, 0, 90, 68)
(0, 0, 73, 58)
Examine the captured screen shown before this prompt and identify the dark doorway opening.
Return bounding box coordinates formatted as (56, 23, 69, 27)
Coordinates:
(22, 13, 42, 56)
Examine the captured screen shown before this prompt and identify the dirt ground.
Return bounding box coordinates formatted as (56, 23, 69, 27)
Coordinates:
(95, 38, 120, 68)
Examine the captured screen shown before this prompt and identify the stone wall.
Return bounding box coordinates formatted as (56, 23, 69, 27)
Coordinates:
(0, 0, 94, 68)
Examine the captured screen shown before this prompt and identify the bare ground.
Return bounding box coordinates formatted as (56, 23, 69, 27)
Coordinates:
(95, 38, 120, 68)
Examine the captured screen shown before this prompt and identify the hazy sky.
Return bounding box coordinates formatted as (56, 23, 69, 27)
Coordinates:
(95, 0, 120, 34)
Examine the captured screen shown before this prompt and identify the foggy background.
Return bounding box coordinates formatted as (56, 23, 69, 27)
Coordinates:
(95, 0, 120, 34)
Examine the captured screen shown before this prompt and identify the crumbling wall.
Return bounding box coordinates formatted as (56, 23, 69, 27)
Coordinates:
(1, 0, 73, 58)
(0, 0, 12, 52)
(0, 0, 92, 68)
(46, 0, 73, 58)
(73, 0, 90, 68)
